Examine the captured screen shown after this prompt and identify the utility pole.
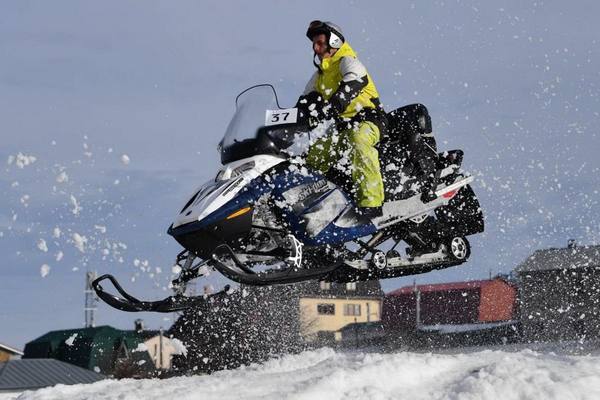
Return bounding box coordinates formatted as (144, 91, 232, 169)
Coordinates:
(85, 271, 98, 328)
(413, 281, 421, 329)
(354, 317, 358, 348)
(159, 327, 164, 369)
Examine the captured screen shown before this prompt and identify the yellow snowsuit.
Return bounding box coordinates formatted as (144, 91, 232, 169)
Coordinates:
(304, 42, 385, 207)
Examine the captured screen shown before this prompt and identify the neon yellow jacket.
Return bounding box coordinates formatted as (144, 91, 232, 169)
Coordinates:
(303, 42, 381, 120)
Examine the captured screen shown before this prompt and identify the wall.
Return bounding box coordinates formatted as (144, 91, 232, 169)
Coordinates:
(382, 288, 480, 331)
(0, 350, 12, 362)
(479, 280, 517, 322)
(420, 289, 480, 325)
(299, 297, 381, 340)
(144, 335, 177, 370)
(383, 279, 518, 335)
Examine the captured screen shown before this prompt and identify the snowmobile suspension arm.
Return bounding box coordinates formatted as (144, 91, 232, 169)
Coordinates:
(210, 244, 341, 285)
(354, 232, 387, 257)
(170, 256, 210, 290)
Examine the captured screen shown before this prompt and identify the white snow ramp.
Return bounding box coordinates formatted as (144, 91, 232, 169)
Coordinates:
(14, 348, 600, 400)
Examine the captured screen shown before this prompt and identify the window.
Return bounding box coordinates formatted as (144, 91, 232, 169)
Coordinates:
(344, 303, 361, 316)
(317, 303, 335, 315)
(346, 282, 357, 291)
(319, 281, 331, 291)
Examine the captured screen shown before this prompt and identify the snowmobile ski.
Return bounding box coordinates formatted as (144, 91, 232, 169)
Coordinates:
(92, 274, 230, 313)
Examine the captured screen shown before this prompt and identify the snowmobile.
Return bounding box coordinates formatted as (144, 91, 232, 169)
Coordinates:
(93, 84, 484, 312)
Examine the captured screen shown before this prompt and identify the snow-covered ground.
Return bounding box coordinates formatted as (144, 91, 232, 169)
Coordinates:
(4, 348, 600, 400)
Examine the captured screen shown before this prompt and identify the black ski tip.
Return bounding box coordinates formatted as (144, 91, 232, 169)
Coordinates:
(92, 274, 232, 313)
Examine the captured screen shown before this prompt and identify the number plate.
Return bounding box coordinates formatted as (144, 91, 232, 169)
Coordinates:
(265, 108, 298, 126)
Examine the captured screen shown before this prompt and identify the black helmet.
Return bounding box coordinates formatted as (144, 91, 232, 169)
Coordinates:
(306, 20, 345, 49)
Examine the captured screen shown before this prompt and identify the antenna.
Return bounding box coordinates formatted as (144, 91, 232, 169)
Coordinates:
(85, 271, 99, 328)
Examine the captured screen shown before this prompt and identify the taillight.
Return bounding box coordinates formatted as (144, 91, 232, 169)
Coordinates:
(442, 189, 458, 199)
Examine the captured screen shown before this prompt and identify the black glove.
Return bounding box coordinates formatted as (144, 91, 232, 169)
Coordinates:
(296, 91, 322, 111)
(296, 91, 334, 126)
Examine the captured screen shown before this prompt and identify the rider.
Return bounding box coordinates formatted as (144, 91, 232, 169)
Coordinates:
(296, 21, 387, 218)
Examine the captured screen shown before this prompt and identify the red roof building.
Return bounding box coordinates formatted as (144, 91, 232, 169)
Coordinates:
(382, 278, 517, 332)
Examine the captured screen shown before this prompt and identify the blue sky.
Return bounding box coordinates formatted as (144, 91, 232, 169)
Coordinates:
(1, 0, 599, 349)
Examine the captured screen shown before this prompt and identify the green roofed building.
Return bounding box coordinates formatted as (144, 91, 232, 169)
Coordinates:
(23, 325, 154, 376)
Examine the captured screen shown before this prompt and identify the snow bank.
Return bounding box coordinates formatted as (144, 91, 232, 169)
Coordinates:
(14, 348, 600, 400)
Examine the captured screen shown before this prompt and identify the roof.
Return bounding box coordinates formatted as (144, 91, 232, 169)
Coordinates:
(0, 343, 23, 356)
(0, 359, 105, 392)
(515, 244, 600, 273)
(387, 278, 511, 296)
(24, 325, 150, 373)
(298, 279, 384, 299)
(135, 330, 161, 340)
(418, 320, 518, 334)
(27, 325, 124, 345)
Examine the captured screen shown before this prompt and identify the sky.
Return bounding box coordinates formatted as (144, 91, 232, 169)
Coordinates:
(1, 0, 599, 349)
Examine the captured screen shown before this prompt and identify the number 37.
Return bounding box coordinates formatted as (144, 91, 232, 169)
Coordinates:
(271, 112, 290, 122)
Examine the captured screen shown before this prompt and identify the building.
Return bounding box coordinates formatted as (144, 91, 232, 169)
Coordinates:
(383, 277, 518, 346)
(298, 280, 384, 342)
(23, 325, 154, 376)
(137, 330, 178, 370)
(515, 241, 600, 341)
(129, 319, 179, 370)
(0, 359, 105, 394)
(0, 343, 23, 362)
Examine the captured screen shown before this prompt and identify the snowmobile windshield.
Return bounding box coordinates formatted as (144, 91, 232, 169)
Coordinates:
(220, 84, 308, 164)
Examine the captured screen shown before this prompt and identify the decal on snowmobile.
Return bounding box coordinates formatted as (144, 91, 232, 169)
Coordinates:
(282, 180, 333, 213)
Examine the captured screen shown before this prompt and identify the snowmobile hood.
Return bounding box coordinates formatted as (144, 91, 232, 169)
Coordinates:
(170, 154, 285, 230)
